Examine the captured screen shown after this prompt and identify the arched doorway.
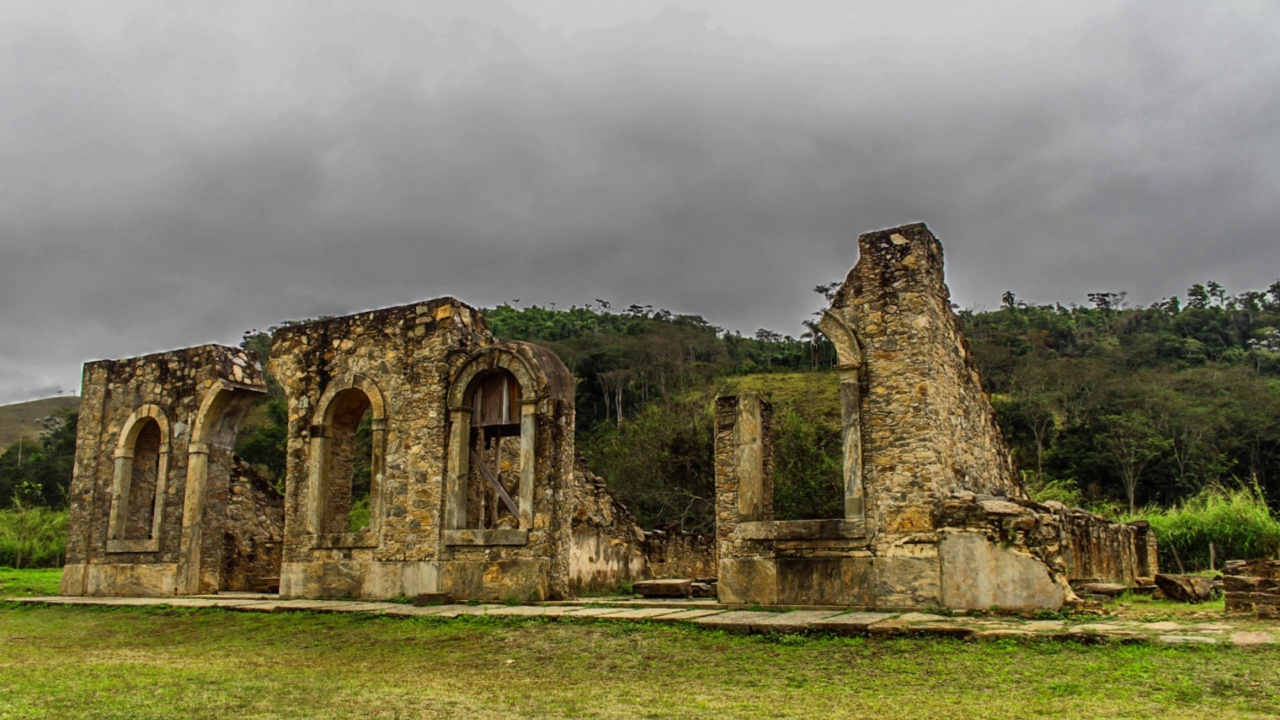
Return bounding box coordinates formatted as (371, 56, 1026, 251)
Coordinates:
(177, 382, 276, 594)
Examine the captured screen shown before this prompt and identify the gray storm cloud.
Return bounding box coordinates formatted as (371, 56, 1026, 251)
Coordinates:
(1, 0, 1278, 403)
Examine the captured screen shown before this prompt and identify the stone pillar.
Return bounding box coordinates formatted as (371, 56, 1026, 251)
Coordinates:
(307, 433, 328, 536)
(518, 400, 537, 529)
(369, 418, 387, 530)
(176, 442, 210, 595)
(716, 393, 771, 527)
(444, 407, 470, 530)
(107, 449, 134, 542)
(714, 393, 777, 605)
(837, 364, 864, 521)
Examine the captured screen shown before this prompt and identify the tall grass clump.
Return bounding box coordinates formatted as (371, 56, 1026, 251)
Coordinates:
(0, 504, 68, 569)
(1131, 483, 1280, 571)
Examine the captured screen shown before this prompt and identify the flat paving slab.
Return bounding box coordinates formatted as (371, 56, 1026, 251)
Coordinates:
(693, 611, 782, 634)
(381, 605, 458, 618)
(562, 607, 630, 618)
(753, 610, 843, 634)
(1231, 632, 1276, 646)
(538, 606, 586, 617)
(1157, 635, 1219, 645)
(651, 609, 725, 623)
(811, 612, 897, 636)
(600, 607, 686, 620)
(435, 604, 502, 618)
(487, 606, 551, 617)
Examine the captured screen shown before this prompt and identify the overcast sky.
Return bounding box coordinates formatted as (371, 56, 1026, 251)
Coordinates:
(2, 0, 1278, 404)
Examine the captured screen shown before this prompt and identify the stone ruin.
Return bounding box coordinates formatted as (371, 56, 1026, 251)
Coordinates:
(714, 224, 1157, 610)
(1224, 560, 1280, 617)
(61, 222, 1153, 610)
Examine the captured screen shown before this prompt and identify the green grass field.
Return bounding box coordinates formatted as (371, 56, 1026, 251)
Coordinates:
(0, 566, 61, 597)
(0, 599, 1277, 719)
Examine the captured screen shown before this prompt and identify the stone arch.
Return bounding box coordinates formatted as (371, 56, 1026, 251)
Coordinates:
(107, 404, 171, 553)
(176, 381, 269, 594)
(818, 310, 863, 370)
(444, 347, 541, 537)
(308, 374, 387, 545)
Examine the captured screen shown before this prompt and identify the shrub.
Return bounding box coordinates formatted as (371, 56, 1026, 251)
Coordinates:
(1130, 483, 1280, 571)
(1022, 473, 1084, 507)
(0, 505, 68, 569)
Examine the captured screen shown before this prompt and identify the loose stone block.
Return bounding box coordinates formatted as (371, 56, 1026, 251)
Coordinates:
(1156, 635, 1218, 645)
(633, 579, 692, 598)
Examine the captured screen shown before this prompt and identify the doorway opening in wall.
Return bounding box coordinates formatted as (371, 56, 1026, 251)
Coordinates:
(468, 370, 522, 530)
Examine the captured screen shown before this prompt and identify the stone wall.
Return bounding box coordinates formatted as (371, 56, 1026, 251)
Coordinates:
(936, 494, 1154, 610)
(267, 297, 652, 602)
(1224, 559, 1280, 617)
(1053, 506, 1156, 584)
(824, 223, 1020, 541)
(566, 464, 647, 593)
(714, 397, 1157, 610)
(566, 462, 717, 592)
(220, 459, 285, 592)
(643, 530, 716, 581)
(271, 298, 510, 599)
(62, 344, 266, 596)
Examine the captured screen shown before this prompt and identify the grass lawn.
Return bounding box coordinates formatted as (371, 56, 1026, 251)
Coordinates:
(2, 600, 1278, 719)
(0, 567, 62, 598)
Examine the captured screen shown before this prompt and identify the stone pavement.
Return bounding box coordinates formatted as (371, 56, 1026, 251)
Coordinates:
(9, 595, 1277, 646)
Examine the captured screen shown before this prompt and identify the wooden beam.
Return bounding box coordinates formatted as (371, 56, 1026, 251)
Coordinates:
(470, 448, 520, 518)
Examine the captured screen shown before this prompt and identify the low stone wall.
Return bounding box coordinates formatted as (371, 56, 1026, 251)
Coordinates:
(643, 530, 716, 580)
(566, 465, 646, 594)
(936, 494, 1155, 610)
(566, 463, 718, 592)
(1052, 505, 1156, 585)
(1224, 559, 1280, 616)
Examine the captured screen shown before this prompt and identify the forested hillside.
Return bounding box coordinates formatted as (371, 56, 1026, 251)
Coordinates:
(4, 280, 1280, 565)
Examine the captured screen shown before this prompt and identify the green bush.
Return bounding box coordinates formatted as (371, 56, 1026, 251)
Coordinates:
(348, 497, 371, 533)
(1130, 483, 1280, 571)
(0, 505, 67, 569)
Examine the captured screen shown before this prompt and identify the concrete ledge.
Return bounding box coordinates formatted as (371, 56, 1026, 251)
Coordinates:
(736, 520, 868, 542)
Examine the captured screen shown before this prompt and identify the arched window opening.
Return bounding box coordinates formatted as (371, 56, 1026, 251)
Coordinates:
(124, 418, 161, 540)
(467, 370, 522, 529)
(323, 388, 374, 535)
